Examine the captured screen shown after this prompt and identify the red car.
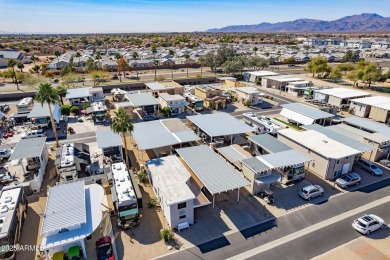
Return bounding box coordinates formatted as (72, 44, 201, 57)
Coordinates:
(96, 236, 114, 260)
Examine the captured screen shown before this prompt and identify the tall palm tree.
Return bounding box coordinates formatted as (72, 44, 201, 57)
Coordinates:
(7, 59, 19, 90)
(111, 108, 133, 167)
(54, 50, 61, 63)
(132, 52, 139, 80)
(30, 54, 37, 65)
(17, 62, 24, 72)
(75, 52, 81, 67)
(152, 46, 157, 81)
(35, 83, 60, 148)
(183, 54, 190, 77)
(198, 56, 204, 78)
(114, 53, 122, 82)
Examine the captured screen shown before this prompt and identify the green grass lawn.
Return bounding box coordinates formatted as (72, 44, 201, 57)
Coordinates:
(274, 118, 302, 130)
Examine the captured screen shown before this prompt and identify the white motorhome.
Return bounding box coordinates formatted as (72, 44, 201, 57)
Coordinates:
(17, 97, 33, 112)
(243, 112, 281, 134)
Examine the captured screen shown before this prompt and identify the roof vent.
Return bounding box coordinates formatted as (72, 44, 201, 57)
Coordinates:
(0, 206, 8, 213)
(322, 140, 328, 143)
(4, 196, 12, 203)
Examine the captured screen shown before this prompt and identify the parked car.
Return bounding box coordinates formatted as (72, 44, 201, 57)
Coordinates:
(335, 173, 361, 189)
(379, 159, 390, 168)
(299, 185, 324, 200)
(21, 129, 46, 139)
(0, 148, 13, 159)
(143, 114, 159, 121)
(96, 236, 114, 260)
(357, 159, 383, 176)
(352, 214, 386, 235)
(0, 104, 10, 112)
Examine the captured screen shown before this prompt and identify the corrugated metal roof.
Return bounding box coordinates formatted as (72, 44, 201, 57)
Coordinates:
(28, 102, 61, 123)
(9, 137, 46, 160)
(96, 129, 123, 148)
(248, 134, 292, 153)
(216, 145, 252, 164)
(328, 124, 390, 144)
(126, 93, 159, 107)
(65, 87, 91, 99)
(343, 117, 390, 137)
(257, 149, 312, 169)
(304, 124, 375, 153)
(176, 145, 250, 195)
(41, 180, 86, 234)
(241, 157, 270, 173)
(145, 82, 166, 91)
(315, 87, 370, 99)
(133, 119, 200, 150)
(187, 113, 254, 137)
(281, 103, 334, 120)
(351, 96, 390, 106)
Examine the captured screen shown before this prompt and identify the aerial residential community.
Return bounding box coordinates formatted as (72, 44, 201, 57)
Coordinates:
(1, 1, 390, 260)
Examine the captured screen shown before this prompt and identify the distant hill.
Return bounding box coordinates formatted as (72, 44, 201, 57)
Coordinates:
(207, 13, 390, 33)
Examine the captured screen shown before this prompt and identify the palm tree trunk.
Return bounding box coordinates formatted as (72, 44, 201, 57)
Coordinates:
(122, 132, 129, 167)
(12, 67, 19, 90)
(48, 103, 60, 148)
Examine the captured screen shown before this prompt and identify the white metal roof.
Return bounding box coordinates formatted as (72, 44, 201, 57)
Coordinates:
(315, 87, 370, 99)
(96, 129, 123, 148)
(278, 129, 361, 158)
(133, 119, 200, 150)
(9, 137, 46, 160)
(126, 93, 160, 107)
(257, 149, 312, 169)
(187, 113, 254, 137)
(41, 180, 86, 234)
(176, 145, 250, 195)
(247, 71, 279, 77)
(235, 87, 260, 94)
(159, 92, 185, 102)
(145, 82, 166, 91)
(65, 87, 91, 99)
(263, 75, 304, 82)
(281, 103, 334, 122)
(147, 155, 195, 206)
(41, 183, 104, 250)
(350, 96, 390, 106)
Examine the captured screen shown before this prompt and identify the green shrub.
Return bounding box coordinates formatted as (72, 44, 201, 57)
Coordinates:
(70, 106, 80, 115)
(137, 171, 149, 183)
(60, 104, 71, 116)
(148, 197, 158, 208)
(82, 104, 91, 109)
(162, 107, 170, 117)
(160, 228, 174, 243)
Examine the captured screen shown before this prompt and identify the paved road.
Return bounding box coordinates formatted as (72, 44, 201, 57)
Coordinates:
(157, 178, 390, 260)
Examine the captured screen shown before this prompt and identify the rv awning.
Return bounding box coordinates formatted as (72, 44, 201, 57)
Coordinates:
(280, 108, 315, 125)
(255, 172, 280, 184)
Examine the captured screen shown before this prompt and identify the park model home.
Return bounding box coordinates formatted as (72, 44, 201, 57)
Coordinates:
(64, 87, 104, 107)
(349, 96, 390, 123)
(147, 155, 196, 230)
(234, 87, 262, 106)
(278, 129, 363, 180)
(158, 93, 188, 116)
(313, 87, 370, 110)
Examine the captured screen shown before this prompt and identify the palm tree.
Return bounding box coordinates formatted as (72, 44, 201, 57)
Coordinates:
(183, 54, 190, 77)
(253, 46, 258, 55)
(152, 46, 157, 81)
(111, 108, 134, 167)
(198, 56, 204, 78)
(132, 52, 139, 80)
(7, 59, 19, 90)
(54, 50, 61, 63)
(30, 54, 37, 65)
(114, 53, 122, 82)
(75, 52, 81, 67)
(17, 62, 24, 72)
(35, 83, 60, 148)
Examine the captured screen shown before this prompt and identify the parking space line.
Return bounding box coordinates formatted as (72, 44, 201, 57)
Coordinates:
(227, 195, 390, 260)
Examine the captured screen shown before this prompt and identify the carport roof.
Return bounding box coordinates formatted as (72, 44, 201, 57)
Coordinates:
(315, 87, 370, 99)
(176, 145, 250, 195)
(133, 119, 200, 150)
(241, 157, 270, 173)
(126, 93, 159, 107)
(187, 113, 253, 137)
(343, 117, 390, 137)
(96, 129, 123, 148)
(304, 124, 375, 153)
(9, 137, 46, 160)
(28, 102, 61, 123)
(257, 149, 312, 168)
(281, 103, 334, 120)
(248, 134, 292, 153)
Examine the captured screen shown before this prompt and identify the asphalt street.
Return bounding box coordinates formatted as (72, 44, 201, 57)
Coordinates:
(157, 178, 390, 260)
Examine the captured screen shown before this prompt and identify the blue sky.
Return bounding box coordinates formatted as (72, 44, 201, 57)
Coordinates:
(1, 0, 390, 33)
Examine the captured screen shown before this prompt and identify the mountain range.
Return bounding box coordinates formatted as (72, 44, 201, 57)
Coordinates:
(207, 13, 390, 33)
